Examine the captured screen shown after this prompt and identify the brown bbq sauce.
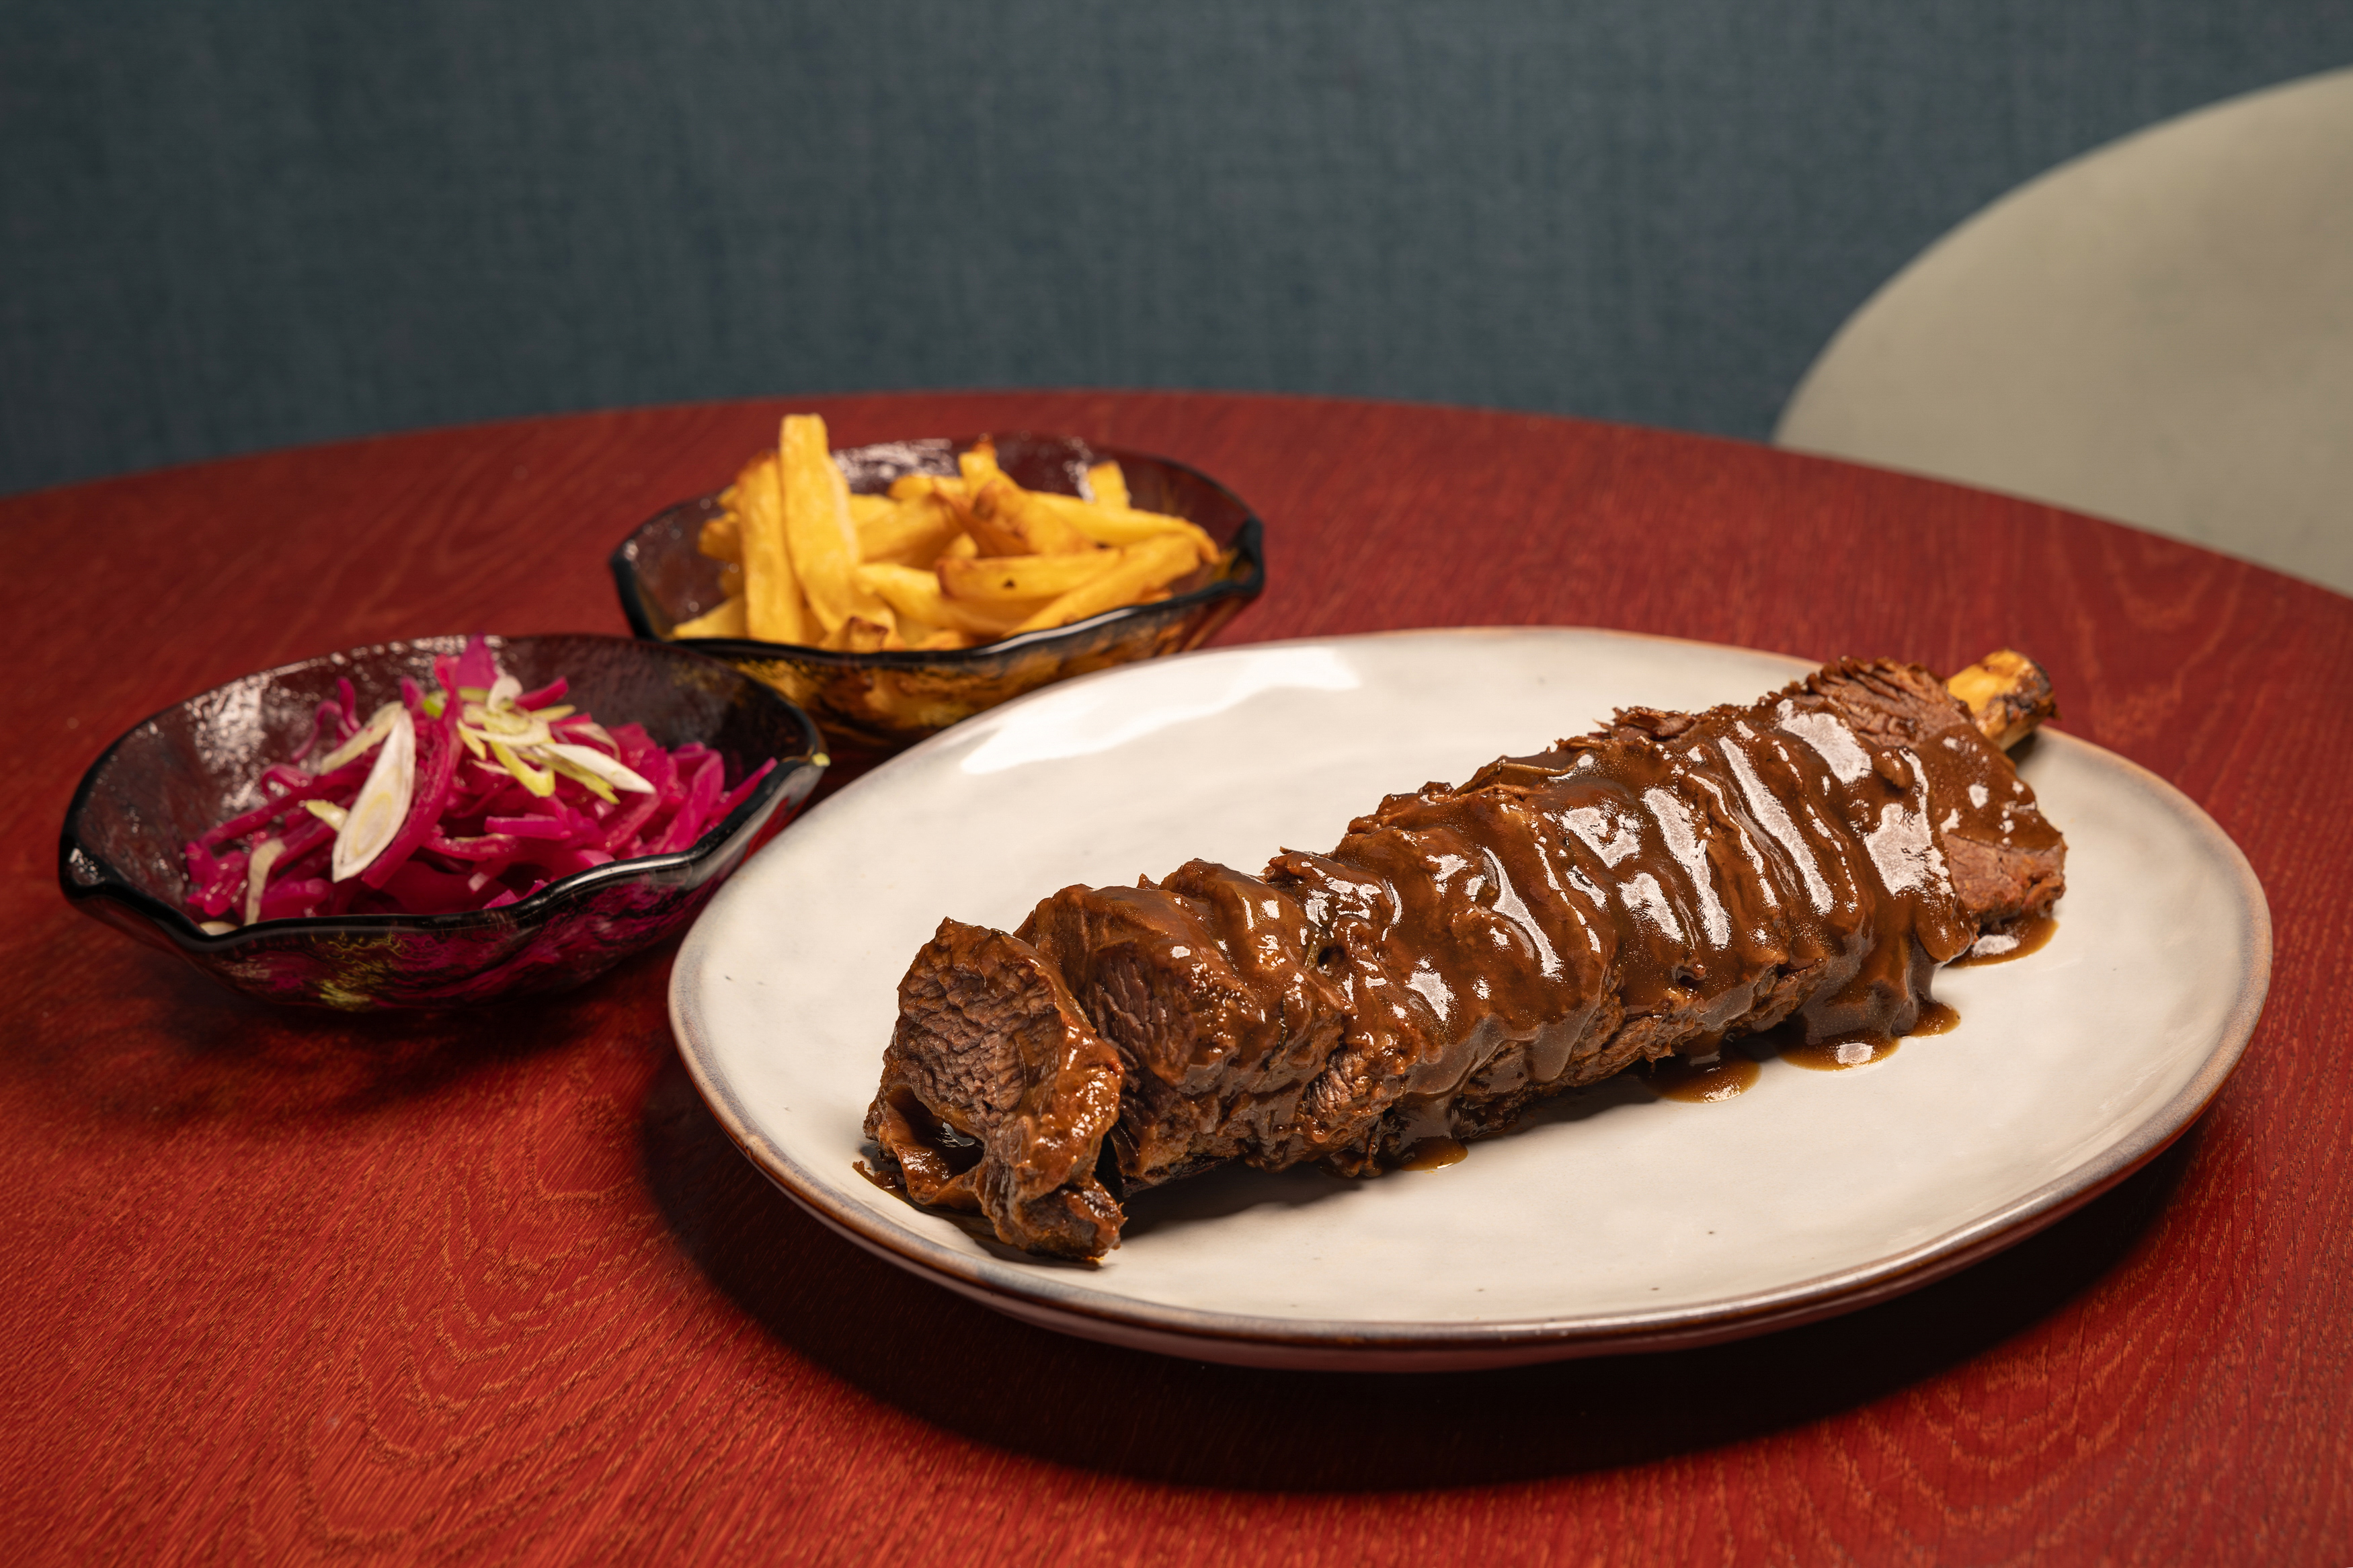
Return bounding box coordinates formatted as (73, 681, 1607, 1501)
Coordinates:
(1952, 912, 2058, 966)
(1396, 1137, 1471, 1170)
(1783, 1031, 1901, 1071)
(1908, 999, 1961, 1035)
(1650, 1053, 1764, 1102)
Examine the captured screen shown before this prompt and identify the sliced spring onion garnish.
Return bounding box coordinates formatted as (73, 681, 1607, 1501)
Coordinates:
(538, 742, 655, 794)
(473, 711, 551, 747)
(331, 705, 416, 881)
(559, 718, 616, 751)
(489, 737, 557, 796)
(313, 702, 403, 774)
(303, 799, 350, 829)
(243, 838, 285, 925)
(539, 752, 619, 804)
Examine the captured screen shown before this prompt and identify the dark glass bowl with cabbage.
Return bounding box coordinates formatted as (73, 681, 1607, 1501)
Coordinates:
(60, 634, 824, 1009)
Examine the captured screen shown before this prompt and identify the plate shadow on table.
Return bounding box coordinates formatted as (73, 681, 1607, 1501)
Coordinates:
(1111, 1077, 1656, 1245)
(640, 1053, 2195, 1493)
(22, 920, 678, 1129)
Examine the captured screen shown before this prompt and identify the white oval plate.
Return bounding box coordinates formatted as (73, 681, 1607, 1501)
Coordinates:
(670, 629, 2270, 1370)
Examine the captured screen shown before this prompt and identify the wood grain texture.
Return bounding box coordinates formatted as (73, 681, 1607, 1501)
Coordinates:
(1, 393, 2344, 1565)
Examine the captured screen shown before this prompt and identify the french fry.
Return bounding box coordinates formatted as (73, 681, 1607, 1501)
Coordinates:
(958, 440, 1003, 495)
(973, 478, 1094, 554)
(940, 532, 980, 561)
(855, 563, 947, 624)
(718, 564, 744, 599)
(735, 451, 813, 645)
(699, 513, 742, 563)
(848, 493, 897, 528)
(900, 469, 989, 546)
(1085, 460, 1129, 509)
(1020, 491, 1218, 563)
(961, 479, 1031, 556)
(857, 563, 1033, 637)
(940, 550, 1121, 604)
(888, 472, 967, 503)
(1011, 533, 1199, 633)
(674, 596, 748, 639)
(780, 414, 887, 634)
(856, 491, 963, 567)
(826, 615, 901, 653)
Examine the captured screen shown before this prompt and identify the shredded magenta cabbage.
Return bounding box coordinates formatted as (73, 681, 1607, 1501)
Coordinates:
(184, 636, 776, 925)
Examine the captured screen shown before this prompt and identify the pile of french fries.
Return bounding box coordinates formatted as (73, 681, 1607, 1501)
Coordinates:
(672, 415, 1223, 652)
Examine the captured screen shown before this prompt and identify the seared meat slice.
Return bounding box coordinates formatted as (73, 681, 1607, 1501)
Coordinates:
(864, 920, 1124, 1259)
(1016, 863, 1349, 1190)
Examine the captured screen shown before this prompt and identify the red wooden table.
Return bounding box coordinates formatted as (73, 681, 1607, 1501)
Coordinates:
(4, 393, 2344, 1564)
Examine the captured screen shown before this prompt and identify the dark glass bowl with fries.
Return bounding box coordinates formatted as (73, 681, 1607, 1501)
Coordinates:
(610, 433, 1266, 755)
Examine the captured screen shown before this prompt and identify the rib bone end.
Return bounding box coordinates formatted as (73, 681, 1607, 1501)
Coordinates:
(1946, 649, 2058, 749)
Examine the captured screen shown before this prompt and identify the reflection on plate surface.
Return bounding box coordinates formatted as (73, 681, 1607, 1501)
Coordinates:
(959, 643, 1359, 774)
(670, 628, 2269, 1370)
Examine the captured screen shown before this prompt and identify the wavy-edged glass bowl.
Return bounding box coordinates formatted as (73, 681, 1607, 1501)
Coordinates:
(610, 433, 1265, 753)
(59, 634, 825, 1009)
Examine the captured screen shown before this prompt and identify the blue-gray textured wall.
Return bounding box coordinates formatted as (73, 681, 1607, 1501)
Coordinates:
(5, 1, 2350, 497)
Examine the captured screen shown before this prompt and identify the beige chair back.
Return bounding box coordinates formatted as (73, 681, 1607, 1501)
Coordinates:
(1776, 69, 2353, 594)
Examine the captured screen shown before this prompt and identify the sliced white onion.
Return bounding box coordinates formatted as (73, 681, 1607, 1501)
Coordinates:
(489, 738, 557, 797)
(313, 701, 404, 775)
(535, 742, 655, 794)
(332, 705, 415, 881)
(559, 719, 615, 751)
(477, 708, 550, 744)
(243, 838, 285, 925)
(536, 751, 618, 804)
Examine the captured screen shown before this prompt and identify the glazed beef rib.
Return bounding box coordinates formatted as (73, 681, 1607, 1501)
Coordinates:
(863, 656, 2065, 1261)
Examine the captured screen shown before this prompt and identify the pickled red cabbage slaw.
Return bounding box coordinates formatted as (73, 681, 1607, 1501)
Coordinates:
(184, 636, 776, 929)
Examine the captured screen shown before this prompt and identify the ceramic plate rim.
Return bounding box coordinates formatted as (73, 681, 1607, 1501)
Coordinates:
(668, 627, 2271, 1366)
